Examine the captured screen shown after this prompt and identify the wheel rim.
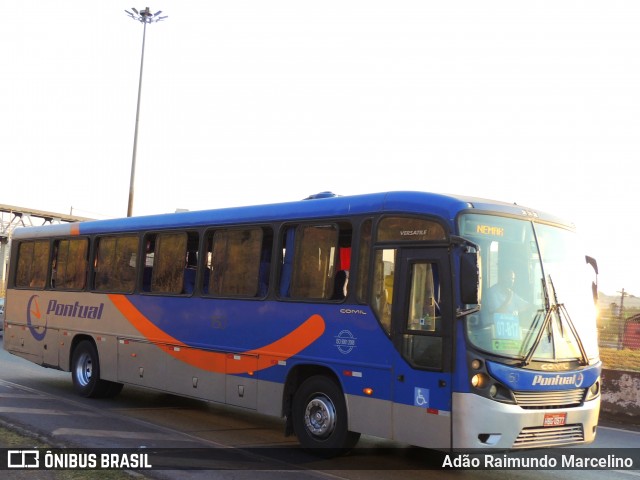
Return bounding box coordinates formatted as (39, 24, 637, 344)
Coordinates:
(75, 352, 93, 387)
(304, 394, 337, 439)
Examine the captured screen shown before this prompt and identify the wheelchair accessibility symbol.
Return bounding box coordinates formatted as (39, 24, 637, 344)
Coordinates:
(414, 387, 429, 408)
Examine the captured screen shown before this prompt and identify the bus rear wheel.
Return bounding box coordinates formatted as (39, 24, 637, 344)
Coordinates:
(292, 375, 360, 457)
(71, 340, 123, 398)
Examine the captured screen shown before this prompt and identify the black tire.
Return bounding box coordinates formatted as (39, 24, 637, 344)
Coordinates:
(71, 340, 123, 398)
(292, 375, 361, 457)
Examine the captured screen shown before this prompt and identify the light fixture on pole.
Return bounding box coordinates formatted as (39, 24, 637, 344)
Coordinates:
(125, 7, 167, 217)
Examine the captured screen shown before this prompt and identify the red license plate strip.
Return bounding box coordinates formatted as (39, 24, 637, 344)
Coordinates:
(543, 412, 567, 427)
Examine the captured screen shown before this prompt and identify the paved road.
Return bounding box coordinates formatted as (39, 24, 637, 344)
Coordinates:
(0, 335, 638, 480)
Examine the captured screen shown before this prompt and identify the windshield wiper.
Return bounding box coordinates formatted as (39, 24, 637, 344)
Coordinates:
(521, 304, 554, 367)
(521, 276, 589, 367)
(548, 276, 589, 366)
(556, 303, 589, 365)
(519, 278, 552, 366)
(457, 305, 480, 318)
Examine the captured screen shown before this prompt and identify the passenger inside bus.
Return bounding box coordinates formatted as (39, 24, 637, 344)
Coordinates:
(183, 251, 198, 294)
(331, 270, 348, 300)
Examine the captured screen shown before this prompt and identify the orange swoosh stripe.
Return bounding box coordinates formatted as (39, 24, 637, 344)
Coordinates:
(108, 294, 325, 374)
(32, 299, 41, 319)
(245, 313, 325, 373)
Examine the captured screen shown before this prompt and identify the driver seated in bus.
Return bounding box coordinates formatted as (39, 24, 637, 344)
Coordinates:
(468, 268, 531, 349)
(485, 268, 528, 317)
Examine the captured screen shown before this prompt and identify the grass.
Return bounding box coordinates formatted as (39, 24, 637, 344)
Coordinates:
(599, 347, 640, 372)
(0, 424, 47, 448)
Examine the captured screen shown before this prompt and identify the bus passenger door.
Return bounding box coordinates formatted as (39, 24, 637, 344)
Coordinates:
(391, 248, 453, 449)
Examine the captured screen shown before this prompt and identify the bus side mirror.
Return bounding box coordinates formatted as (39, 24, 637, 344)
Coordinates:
(460, 251, 481, 305)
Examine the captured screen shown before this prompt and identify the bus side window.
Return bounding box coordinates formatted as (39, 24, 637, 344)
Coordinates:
(290, 224, 339, 300)
(94, 235, 138, 293)
(372, 248, 396, 334)
(142, 232, 198, 295)
(52, 238, 89, 290)
(204, 227, 269, 297)
(283, 222, 352, 301)
(15, 240, 50, 289)
(403, 261, 443, 370)
(150, 232, 187, 294)
(407, 263, 440, 332)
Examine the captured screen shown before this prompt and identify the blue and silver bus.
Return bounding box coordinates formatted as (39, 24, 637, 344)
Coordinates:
(3, 191, 600, 452)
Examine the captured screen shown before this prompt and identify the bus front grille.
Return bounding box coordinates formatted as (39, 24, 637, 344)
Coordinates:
(513, 424, 584, 448)
(513, 389, 585, 409)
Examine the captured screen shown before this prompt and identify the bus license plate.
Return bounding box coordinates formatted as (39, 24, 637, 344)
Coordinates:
(543, 413, 566, 427)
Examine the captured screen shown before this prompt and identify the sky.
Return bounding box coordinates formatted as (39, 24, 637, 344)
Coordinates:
(1, 1, 639, 297)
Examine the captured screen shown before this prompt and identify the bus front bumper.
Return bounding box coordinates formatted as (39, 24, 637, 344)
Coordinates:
(452, 392, 600, 449)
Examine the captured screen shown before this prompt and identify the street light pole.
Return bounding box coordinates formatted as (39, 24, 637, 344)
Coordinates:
(125, 7, 167, 217)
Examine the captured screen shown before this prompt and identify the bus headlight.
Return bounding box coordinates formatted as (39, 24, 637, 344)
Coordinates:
(471, 373, 490, 389)
(489, 384, 498, 398)
(488, 383, 515, 403)
(585, 377, 600, 401)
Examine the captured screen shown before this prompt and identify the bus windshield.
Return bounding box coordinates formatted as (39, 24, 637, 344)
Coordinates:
(460, 214, 599, 363)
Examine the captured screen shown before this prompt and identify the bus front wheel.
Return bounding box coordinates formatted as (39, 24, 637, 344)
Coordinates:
(291, 375, 360, 456)
(71, 340, 123, 398)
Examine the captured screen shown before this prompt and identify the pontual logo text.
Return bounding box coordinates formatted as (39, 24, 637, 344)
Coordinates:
(532, 373, 584, 388)
(47, 300, 104, 320)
